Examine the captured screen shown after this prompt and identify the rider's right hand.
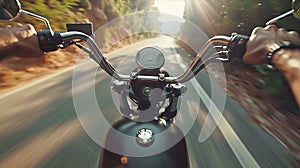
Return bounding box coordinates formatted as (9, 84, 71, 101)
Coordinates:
(243, 25, 300, 108)
(0, 23, 43, 59)
(243, 25, 300, 64)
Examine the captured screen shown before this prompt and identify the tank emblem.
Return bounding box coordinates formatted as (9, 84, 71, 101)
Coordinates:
(136, 128, 155, 146)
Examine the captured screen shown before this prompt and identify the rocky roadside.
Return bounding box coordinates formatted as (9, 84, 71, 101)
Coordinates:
(207, 60, 300, 165)
(0, 3, 134, 92)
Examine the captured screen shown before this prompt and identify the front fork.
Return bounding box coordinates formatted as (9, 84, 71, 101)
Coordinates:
(111, 80, 187, 123)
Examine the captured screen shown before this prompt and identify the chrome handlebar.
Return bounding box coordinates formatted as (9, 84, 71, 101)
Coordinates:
(60, 31, 240, 83)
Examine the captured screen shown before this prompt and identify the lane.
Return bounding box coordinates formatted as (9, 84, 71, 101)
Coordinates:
(172, 53, 259, 167)
(0, 62, 100, 167)
(170, 43, 293, 167)
(159, 36, 292, 167)
(164, 39, 293, 168)
(0, 36, 294, 168)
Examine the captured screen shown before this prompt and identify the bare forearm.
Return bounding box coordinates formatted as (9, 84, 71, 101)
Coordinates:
(272, 49, 300, 107)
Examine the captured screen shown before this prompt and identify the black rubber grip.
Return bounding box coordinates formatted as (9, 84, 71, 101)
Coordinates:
(37, 30, 62, 52)
(227, 34, 249, 59)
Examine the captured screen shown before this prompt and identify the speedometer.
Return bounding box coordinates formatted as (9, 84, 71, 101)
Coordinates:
(136, 47, 165, 70)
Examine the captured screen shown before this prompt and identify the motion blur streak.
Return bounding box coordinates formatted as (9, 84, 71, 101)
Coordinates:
(0, 99, 49, 137)
(0, 119, 81, 168)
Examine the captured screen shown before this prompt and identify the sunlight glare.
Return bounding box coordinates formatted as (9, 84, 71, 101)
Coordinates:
(154, 0, 185, 18)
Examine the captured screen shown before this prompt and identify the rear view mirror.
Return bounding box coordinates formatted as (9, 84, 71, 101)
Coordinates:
(293, 0, 300, 19)
(0, 0, 21, 21)
(0, 0, 53, 31)
(266, 0, 300, 25)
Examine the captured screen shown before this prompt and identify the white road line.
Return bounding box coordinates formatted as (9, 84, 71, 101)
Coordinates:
(175, 52, 260, 168)
(190, 78, 260, 168)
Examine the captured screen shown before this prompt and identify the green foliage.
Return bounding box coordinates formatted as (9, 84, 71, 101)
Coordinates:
(131, 0, 154, 11)
(254, 65, 285, 95)
(96, 27, 111, 48)
(96, 0, 155, 45)
(0, 0, 156, 29)
(104, 2, 122, 21)
(101, 0, 152, 21)
(0, 0, 158, 46)
(0, 0, 88, 31)
(115, 0, 131, 15)
(185, 0, 299, 36)
(183, 0, 300, 114)
(78, 0, 92, 10)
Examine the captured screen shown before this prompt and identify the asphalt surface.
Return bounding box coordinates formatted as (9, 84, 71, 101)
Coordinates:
(0, 36, 294, 168)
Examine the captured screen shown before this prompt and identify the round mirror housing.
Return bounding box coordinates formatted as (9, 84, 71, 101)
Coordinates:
(0, 0, 21, 21)
(293, 0, 300, 19)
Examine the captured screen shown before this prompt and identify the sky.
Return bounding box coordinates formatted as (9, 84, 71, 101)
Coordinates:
(153, 0, 186, 18)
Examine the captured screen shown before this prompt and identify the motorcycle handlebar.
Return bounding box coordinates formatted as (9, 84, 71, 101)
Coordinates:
(39, 30, 249, 83)
(60, 31, 126, 80)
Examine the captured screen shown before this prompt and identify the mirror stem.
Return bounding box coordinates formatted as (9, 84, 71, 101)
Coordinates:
(21, 9, 53, 35)
(266, 9, 294, 25)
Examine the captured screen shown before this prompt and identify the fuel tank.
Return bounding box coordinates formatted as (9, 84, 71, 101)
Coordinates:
(99, 118, 189, 168)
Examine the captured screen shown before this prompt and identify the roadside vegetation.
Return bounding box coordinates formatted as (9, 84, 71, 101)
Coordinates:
(0, 0, 154, 90)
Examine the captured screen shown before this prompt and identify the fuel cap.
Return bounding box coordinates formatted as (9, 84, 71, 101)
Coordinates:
(136, 128, 154, 146)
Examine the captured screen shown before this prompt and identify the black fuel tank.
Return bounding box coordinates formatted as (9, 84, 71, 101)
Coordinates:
(99, 118, 189, 168)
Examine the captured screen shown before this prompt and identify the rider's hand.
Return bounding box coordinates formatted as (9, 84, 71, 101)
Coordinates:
(0, 23, 43, 59)
(243, 25, 300, 108)
(243, 25, 300, 64)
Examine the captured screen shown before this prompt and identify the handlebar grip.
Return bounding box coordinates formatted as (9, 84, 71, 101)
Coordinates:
(227, 33, 249, 59)
(37, 30, 62, 52)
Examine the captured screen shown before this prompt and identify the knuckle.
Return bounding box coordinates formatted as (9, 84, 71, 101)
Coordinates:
(252, 27, 263, 34)
(278, 28, 288, 33)
(5, 25, 12, 28)
(264, 24, 277, 30)
(13, 23, 23, 27)
(288, 31, 299, 37)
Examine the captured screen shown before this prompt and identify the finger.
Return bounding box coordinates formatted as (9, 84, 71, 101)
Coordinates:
(4, 25, 12, 28)
(288, 31, 299, 38)
(264, 24, 278, 31)
(277, 29, 300, 43)
(278, 28, 288, 34)
(288, 31, 300, 43)
(12, 23, 23, 27)
(251, 27, 263, 35)
(17, 24, 35, 33)
(25, 24, 36, 33)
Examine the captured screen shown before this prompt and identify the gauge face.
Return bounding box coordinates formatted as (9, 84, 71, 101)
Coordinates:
(136, 47, 165, 70)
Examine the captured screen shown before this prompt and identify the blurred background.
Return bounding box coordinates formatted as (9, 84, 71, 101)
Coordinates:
(0, 0, 299, 89)
(0, 0, 300, 167)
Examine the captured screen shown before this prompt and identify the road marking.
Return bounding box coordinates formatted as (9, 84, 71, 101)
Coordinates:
(174, 51, 260, 168)
(191, 78, 260, 168)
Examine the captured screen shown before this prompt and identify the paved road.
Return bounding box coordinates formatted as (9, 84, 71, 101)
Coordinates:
(0, 37, 294, 168)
